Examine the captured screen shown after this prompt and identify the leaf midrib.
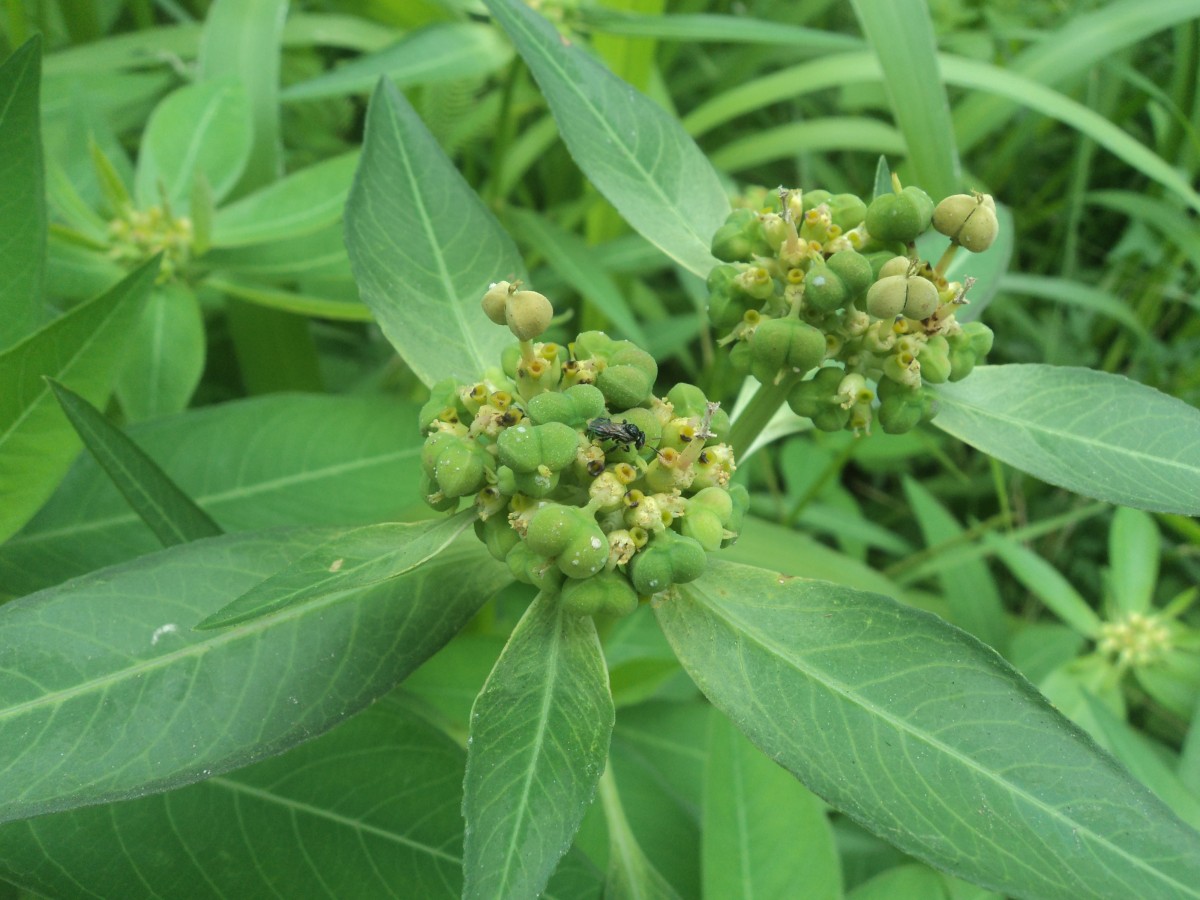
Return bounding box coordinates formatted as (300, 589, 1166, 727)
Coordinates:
(691, 589, 1200, 898)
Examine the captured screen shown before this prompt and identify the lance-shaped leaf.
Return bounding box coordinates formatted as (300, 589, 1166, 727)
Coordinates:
(658, 561, 1200, 900)
(345, 79, 524, 387)
(46, 378, 221, 547)
(703, 712, 841, 900)
(197, 510, 476, 629)
(0, 529, 507, 824)
(113, 281, 206, 421)
(932, 365, 1200, 515)
(0, 37, 47, 350)
(0, 257, 158, 543)
(483, 0, 728, 278)
(0, 701, 468, 898)
(462, 591, 614, 900)
(134, 79, 252, 210)
(0, 393, 422, 601)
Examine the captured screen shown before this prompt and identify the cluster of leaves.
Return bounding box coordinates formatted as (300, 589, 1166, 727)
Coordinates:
(2, 1, 1200, 899)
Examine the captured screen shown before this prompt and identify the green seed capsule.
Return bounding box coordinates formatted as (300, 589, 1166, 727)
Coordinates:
(506, 289, 554, 341)
(804, 262, 847, 313)
(866, 275, 908, 319)
(481, 281, 512, 326)
(865, 186, 934, 243)
(560, 570, 638, 618)
(825, 249, 873, 299)
(933, 192, 999, 252)
(749, 318, 826, 384)
(902, 276, 939, 320)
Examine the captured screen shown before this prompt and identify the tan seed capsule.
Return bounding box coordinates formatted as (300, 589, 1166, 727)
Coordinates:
(506, 289, 554, 340)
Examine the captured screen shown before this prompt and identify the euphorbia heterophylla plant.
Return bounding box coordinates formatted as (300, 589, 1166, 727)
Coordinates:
(4, 1, 1200, 899)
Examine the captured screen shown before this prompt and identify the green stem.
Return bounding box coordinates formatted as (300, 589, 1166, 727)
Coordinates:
(728, 373, 799, 460)
(933, 243, 959, 279)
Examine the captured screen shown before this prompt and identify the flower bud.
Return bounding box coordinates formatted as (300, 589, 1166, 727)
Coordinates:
(749, 318, 826, 384)
(418, 378, 465, 433)
(933, 192, 998, 252)
(560, 570, 639, 618)
(918, 335, 952, 384)
(506, 289, 554, 341)
(865, 186, 934, 243)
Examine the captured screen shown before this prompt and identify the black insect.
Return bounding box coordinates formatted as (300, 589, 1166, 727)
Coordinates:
(585, 417, 646, 451)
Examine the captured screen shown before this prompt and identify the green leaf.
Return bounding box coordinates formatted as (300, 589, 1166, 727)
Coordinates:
(932, 365, 1200, 515)
(0, 393, 423, 601)
(462, 591, 613, 900)
(0, 37, 47, 350)
(211, 151, 359, 247)
(46, 379, 221, 547)
(0, 258, 158, 543)
(597, 765, 682, 900)
(282, 22, 513, 101)
(205, 274, 374, 322)
(483, 0, 728, 278)
(576, 7, 862, 51)
(703, 711, 841, 900)
(134, 79, 254, 210)
(345, 79, 524, 386)
(902, 477, 1007, 651)
(1108, 507, 1161, 616)
(113, 283, 206, 421)
(0, 700, 468, 898)
(984, 532, 1101, 637)
(0, 530, 507, 824)
(850, 0, 959, 199)
(198, 0, 288, 196)
(198, 511, 476, 629)
(709, 117, 904, 172)
(658, 560, 1200, 900)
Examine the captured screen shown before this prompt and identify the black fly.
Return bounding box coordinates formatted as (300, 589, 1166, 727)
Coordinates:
(585, 417, 646, 451)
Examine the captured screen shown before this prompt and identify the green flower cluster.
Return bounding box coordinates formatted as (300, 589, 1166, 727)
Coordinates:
(418, 282, 748, 617)
(708, 179, 999, 434)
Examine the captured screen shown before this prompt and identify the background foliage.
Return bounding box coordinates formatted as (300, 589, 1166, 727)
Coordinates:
(2, 0, 1200, 898)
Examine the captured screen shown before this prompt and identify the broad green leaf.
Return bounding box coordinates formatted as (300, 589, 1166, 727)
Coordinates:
(282, 22, 512, 101)
(462, 591, 613, 900)
(0, 37, 47, 350)
(658, 560, 1200, 900)
(211, 152, 359, 247)
(506, 208, 647, 346)
(0, 393, 422, 601)
(933, 365, 1200, 515)
(850, 0, 959, 199)
(198, 511, 476, 629)
(345, 79, 523, 386)
(484, 0, 728, 278)
(205, 221, 352, 281)
(1082, 694, 1200, 832)
(0, 258, 157, 543)
(199, 0, 288, 196)
(113, 283, 206, 421)
(984, 533, 1101, 638)
(46, 379, 221, 547)
(133, 79, 253, 210)
(703, 712, 840, 900)
(0, 530, 507, 824)
(902, 478, 1007, 651)
(0, 701, 468, 899)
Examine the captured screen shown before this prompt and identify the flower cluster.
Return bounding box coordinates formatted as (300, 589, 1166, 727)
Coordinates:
(707, 179, 999, 434)
(418, 282, 747, 616)
(107, 202, 194, 281)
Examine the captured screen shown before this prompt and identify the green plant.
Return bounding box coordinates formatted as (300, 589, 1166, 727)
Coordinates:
(2, 2, 1200, 899)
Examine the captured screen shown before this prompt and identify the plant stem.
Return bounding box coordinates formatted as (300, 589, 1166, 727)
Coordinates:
(728, 373, 799, 460)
